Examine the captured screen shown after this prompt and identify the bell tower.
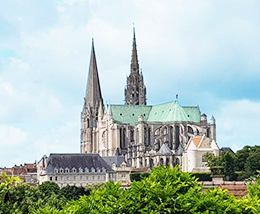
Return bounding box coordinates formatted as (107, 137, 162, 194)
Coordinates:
(81, 39, 103, 153)
(125, 28, 147, 105)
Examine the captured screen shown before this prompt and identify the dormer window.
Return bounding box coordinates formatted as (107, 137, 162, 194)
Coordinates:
(59, 168, 64, 173)
(65, 168, 70, 173)
(54, 168, 58, 173)
(72, 167, 77, 173)
(96, 167, 100, 173)
(91, 167, 95, 173)
(85, 167, 89, 173)
(79, 167, 83, 173)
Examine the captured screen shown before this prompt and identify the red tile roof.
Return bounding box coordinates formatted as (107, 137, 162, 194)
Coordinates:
(186, 136, 203, 150)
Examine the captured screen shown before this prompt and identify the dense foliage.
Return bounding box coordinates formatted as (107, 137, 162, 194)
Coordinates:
(0, 178, 91, 214)
(130, 172, 150, 182)
(2, 166, 260, 213)
(203, 145, 260, 181)
(191, 172, 211, 181)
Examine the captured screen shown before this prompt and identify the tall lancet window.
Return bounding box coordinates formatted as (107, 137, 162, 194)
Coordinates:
(175, 125, 180, 149)
(120, 128, 126, 148)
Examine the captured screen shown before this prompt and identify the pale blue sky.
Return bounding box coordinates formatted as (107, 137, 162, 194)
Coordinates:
(1, 0, 260, 167)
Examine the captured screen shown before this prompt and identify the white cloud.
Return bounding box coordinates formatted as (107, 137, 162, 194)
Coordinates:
(0, 125, 28, 147)
(216, 99, 260, 151)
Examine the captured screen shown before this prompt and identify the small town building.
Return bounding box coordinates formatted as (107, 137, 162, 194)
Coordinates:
(0, 163, 37, 184)
(37, 153, 115, 187)
(182, 135, 219, 172)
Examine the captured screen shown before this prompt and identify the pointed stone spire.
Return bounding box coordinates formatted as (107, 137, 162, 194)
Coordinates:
(131, 27, 139, 73)
(85, 38, 103, 108)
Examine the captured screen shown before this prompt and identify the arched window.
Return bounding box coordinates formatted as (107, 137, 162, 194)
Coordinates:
(163, 127, 167, 135)
(169, 126, 173, 149)
(188, 126, 194, 134)
(130, 129, 134, 142)
(120, 128, 126, 148)
(176, 158, 179, 165)
(144, 127, 147, 144)
(207, 128, 210, 138)
(87, 119, 90, 128)
(160, 158, 164, 165)
(148, 128, 151, 145)
(149, 159, 154, 169)
(166, 158, 170, 167)
(175, 125, 180, 149)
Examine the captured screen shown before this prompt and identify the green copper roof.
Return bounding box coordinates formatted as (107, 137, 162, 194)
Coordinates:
(110, 101, 201, 125)
(111, 105, 152, 125)
(147, 101, 200, 122)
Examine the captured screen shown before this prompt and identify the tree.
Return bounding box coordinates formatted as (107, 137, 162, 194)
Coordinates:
(235, 145, 260, 179)
(39, 181, 60, 197)
(204, 152, 237, 180)
(60, 185, 89, 201)
(0, 173, 23, 214)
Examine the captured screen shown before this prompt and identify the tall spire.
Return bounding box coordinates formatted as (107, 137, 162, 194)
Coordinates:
(131, 27, 139, 73)
(85, 39, 103, 107)
(125, 27, 147, 105)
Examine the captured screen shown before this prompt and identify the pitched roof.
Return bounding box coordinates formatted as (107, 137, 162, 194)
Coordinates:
(157, 143, 172, 155)
(147, 101, 200, 123)
(110, 101, 201, 125)
(46, 153, 113, 173)
(186, 136, 203, 150)
(102, 156, 129, 167)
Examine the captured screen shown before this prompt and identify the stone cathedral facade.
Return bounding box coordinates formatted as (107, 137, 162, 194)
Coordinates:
(81, 29, 217, 168)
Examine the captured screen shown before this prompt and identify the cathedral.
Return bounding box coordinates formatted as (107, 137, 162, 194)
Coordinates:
(80, 28, 217, 169)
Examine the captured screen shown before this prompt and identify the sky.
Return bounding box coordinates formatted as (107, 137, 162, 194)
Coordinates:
(1, 0, 260, 167)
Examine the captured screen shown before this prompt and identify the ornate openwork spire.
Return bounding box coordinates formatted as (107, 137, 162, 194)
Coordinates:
(125, 28, 146, 105)
(131, 27, 139, 73)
